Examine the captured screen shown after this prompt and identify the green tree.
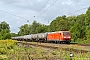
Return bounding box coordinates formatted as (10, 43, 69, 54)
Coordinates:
(0, 21, 10, 31)
(67, 16, 77, 29)
(76, 14, 86, 39)
(18, 24, 31, 35)
(86, 30, 90, 40)
(50, 15, 68, 31)
(0, 21, 11, 40)
(10, 33, 18, 37)
(70, 23, 81, 41)
(50, 20, 58, 31)
(36, 24, 49, 33)
(30, 20, 40, 34)
(70, 14, 86, 41)
(85, 7, 90, 26)
(85, 7, 90, 40)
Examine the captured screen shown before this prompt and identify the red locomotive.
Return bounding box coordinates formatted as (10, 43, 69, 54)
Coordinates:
(47, 31, 71, 43)
(12, 31, 71, 44)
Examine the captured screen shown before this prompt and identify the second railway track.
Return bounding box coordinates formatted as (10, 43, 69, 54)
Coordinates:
(17, 41, 90, 53)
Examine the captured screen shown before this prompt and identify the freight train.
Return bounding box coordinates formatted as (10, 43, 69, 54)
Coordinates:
(12, 31, 71, 44)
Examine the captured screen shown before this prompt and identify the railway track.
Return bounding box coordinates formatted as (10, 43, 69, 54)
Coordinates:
(17, 41, 90, 53)
(77, 44, 90, 46)
(24, 48, 33, 60)
(68, 43, 90, 46)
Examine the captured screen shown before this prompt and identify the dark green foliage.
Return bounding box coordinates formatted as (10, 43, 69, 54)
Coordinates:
(18, 24, 31, 35)
(67, 16, 77, 29)
(50, 15, 69, 32)
(85, 7, 90, 26)
(85, 7, 90, 40)
(36, 24, 49, 33)
(70, 23, 81, 41)
(0, 21, 10, 31)
(0, 21, 11, 40)
(70, 14, 86, 41)
(10, 33, 18, 37)
(18, 20, 50, 35)
(30, 20, 39, 34)
(86, 30, 90, 40)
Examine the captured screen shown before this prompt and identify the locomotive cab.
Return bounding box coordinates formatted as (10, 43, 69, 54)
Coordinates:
(62, 31, 71, 43)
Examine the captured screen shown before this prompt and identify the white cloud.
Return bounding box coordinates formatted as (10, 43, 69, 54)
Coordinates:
(0, 0, 89, 33)
(37, 0, 42, 2)
(17, 20, 20, 24)
(0, 2, 2, 4)
(62, 0, 73, 5)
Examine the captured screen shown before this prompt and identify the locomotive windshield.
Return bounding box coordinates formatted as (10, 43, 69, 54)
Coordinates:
(63, 32, 70, 36)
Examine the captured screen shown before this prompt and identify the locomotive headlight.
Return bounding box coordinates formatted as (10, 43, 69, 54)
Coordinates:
(68, 36, 71, 38)
(64, 37, 66, 38)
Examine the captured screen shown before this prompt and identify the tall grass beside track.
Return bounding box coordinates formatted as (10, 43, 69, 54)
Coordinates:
(0, 40, 90, 60)
(0, 39, 17, 60)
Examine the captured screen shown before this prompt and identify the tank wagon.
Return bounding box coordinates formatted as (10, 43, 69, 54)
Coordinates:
(12, 31, 71, 43)
(37, 33, 48, 40)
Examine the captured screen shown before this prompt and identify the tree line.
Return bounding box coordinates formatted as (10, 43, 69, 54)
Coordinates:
(0, 7, 90, 42)
(0, 21, 11, 39)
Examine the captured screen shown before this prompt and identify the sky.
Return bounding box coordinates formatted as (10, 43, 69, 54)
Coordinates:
(0, 0, 90, 33)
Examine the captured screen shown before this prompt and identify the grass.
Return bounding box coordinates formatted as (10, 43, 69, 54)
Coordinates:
(0, 39, 90, 60)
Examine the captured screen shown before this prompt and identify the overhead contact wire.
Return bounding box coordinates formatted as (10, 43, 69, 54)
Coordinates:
(67, 6, 88, 15)
(0, 10, 29, 21)
(30, 0, 50, 21)
(37, 0, 57, 17)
